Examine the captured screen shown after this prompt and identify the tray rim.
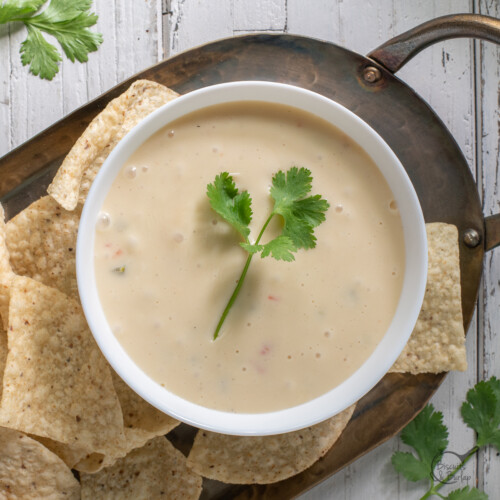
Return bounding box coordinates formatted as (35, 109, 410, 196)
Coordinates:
(0, 33, 484, 499)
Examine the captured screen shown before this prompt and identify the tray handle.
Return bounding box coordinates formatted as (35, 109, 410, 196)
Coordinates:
(368, 14, 500, 73)
(368, 13, 500, 252)
(485, 215, 500, 251)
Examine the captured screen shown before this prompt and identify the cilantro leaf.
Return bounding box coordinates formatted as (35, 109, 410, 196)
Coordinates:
(20, 24, 61, 79)
(25, 0, 102, 63)
(293, 195, 330, 228)
(261, 235, 296, 261)
(0, 0, 45, 24)
(270, 167, 312, 201)
(33, 0, 92, 20)
(207, 172, 252, 241)
(1, 0, 102, 80)
(391, 451, 430, 482)
(281, 216, 316, 250)
(461, 376, 500, 450)
(391, 405, 448, 482)
(446, 486, 488, 500)
(240, 242, 263, 254)
(270, 167, 329, 249)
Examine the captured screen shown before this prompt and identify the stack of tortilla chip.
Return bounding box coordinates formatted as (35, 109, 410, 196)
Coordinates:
(0, 81, 201, 498)
(0, 79, 467, 497)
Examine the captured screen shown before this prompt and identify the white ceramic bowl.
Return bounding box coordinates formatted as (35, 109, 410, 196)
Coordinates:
(77, 81, 427, 436)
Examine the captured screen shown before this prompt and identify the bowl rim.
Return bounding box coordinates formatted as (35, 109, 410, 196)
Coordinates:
(77, 81, 427, 436)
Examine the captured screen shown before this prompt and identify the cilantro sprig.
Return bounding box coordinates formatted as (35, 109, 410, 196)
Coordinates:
(207, 167, 329, 340)
(392, 377, 500, 499)
(461, 377, 500, 450)
(392, 405, 449, 483)
(0, 0, 102, 80)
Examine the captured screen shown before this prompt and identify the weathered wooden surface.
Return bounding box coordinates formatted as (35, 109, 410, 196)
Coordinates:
(0, 1, 499, 498)
(477, 1, 500, 497)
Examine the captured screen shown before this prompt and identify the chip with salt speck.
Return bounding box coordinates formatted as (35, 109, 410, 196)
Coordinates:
(0, 327, 6, 403)
(48, 80, 179, 211)
(390, 223, 466, 374)
(0, 204, 15, 330)
(80, 436, 202, 500)
(70, 371, 181, 474)
(6, 196, 81, 299)
(0, 276, 125, 456)
(31, 436, 89, 470)
(111, 370, 180, 436)
(0, 426, 80, 499)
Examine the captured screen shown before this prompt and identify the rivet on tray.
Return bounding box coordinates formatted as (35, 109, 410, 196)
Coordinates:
(362, 66, 382, 83)
(463, 228, 481, 248)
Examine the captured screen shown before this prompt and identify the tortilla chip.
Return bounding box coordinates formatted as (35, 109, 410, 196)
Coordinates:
(48, 80, 179, 211)
(0, 426, 80, 499)
(0, 276, 125, 455)
(33, 436, 89, 470)
(0, 205, 15, 330)
(74, 427, 158, 474)
(71, 373, 180, 474)
(74, 452, 108, 474)
(81, 436, 202, 500)
(74, 428, 159, 474)
(112, 370, 179, 435)
(187, 404, 356, 484)
(0, 205, 12, 279)
(5, 196, 81, 298)
(390, 223, 466, 374)
(0, 327, 6, 402)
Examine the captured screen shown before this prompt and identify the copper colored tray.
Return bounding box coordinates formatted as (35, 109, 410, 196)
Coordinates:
(1, 14, 500, 500)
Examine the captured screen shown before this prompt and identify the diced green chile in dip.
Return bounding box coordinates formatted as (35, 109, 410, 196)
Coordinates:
(94, 102, 405, 413)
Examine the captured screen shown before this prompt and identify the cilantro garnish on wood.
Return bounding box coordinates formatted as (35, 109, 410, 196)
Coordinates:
(461, 377, 500, 450)
(392, 377, 500, 499)
(207, 167, 329, 340)
(392, 404, 449, 483)
(0, 0, 102, 80)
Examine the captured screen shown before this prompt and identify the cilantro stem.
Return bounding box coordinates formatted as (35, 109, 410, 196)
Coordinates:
(419, 446, 478, 500)
(256, 213, 275, 244)
(212, 253, 253, 340)
(437, 446, 477, 490)
(212, 213, 274, 340)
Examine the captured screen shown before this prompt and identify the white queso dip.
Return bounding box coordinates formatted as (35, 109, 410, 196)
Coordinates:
(94, 101, 405, 413)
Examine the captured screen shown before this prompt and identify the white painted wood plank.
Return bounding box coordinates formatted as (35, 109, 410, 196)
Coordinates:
(0, 23, 11, 156)
(114, 0, 162, 83)
(233, 0, 286, 31)
(60, 40, 89, 116)
(287, 0, 338, 42)
(477, 1, 500, 497)
(84, 0, 119, 101)
(165, 0, 233, 56)
(336, 0, 395, 55)
(7, 21, 64, 150)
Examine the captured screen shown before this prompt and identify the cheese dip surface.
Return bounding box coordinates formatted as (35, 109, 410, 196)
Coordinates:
(94, 101, 405, 413)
